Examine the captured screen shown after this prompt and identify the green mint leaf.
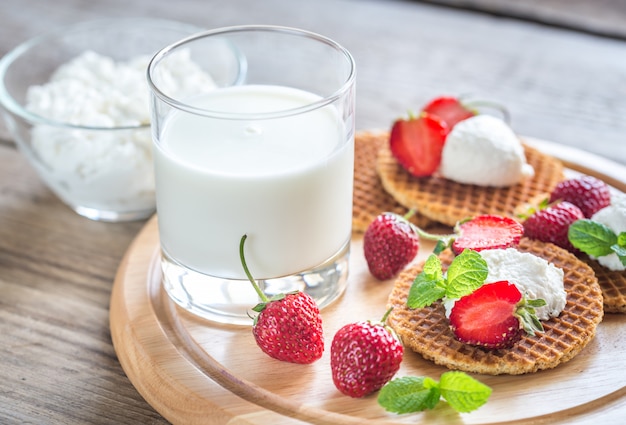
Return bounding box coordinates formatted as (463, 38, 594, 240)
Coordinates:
(611, 244, 626, 266)
(407, 255, 446, 308)
(407, 274, 446, 308)
(378, 376, 441, 414)
(439, 371, 492, 413)
(568, 219, 616, 257)
(445, 250, 488, 299)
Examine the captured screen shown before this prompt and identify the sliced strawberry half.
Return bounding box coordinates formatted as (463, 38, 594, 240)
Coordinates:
(449, 280, 544, 350)
(389, 112, 448, 177)
(451, 215, 524, 255)
(422, 96, 476, 129)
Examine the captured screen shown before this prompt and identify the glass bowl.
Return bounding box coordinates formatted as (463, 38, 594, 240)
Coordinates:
(0, 18, 205, 222)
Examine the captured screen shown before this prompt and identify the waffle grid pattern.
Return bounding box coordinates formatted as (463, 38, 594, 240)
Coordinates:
(584, 256, 626, 313)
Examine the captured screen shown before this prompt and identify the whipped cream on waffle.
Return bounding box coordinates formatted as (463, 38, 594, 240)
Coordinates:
(438, 115, 534, 187)
(444, 248, 566, 321)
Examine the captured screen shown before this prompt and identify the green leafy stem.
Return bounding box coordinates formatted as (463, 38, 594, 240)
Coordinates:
(378, 371, 492, 414)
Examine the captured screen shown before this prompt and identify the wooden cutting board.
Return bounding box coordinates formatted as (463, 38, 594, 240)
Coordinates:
(110, 139, 626, 425)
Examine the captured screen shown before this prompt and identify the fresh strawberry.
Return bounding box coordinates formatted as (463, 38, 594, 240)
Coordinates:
(239, 235, 324, 364)
(389, 112, 448, 177)
(451, 215, 524, 254)
(331, 310, 403, 398)
(549, 175, 611, 218)
(523, 201, 584, 252)
(364, 212, 419, 280)
(252, 291, 324, 364)
(422, 96, 476, 129)
(449, 280, 544, 350)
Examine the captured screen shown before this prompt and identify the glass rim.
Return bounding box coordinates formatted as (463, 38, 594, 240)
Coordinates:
(146, 24, 356, 120)
(0, 17, 202, 131)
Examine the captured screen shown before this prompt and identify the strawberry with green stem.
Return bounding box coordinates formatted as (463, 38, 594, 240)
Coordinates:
(413, 214, 524, 256)
(363, 211, 420, 280)
(239, 235, 324, 364)
(330, 308, 403, 398)
(522, 201, 584, 252)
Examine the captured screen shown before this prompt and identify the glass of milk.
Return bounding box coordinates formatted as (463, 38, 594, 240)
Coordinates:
(147, 26, 356, 325)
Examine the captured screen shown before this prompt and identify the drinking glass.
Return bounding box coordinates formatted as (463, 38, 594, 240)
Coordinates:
(147, 25, 356, 325)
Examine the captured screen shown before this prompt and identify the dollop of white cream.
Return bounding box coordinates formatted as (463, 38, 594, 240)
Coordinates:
(438, 115, 534, 187)
(590, 193, 626, 271)
(444, 248, 566, 321)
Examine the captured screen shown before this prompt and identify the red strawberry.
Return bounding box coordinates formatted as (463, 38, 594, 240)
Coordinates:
(451, 215, 524, 254)
(449, 280, 544, 350)
(422, 96, 476, 129)
(364, 212, 419, 280)
(331, 312, 403, 398)
(240, 235, 324, 364)
(549, 175, 611, 218)
(523, 201, 584, 252)
(389, 112, 448, 177)
(252, 291, 324, 364)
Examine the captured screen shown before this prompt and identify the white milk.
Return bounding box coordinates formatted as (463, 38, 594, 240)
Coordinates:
(153, 85, 354, 280)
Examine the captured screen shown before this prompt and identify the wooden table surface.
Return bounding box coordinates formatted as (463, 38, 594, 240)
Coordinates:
(0, 1, 625, 424)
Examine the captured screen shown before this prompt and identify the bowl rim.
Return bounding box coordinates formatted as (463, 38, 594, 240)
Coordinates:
(0, 17, 203, 131)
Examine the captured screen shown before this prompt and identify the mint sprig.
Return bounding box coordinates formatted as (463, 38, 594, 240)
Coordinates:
(407, 249, 488, 309)
(378, 371, 492, 414)
(569, 219, 626, 266)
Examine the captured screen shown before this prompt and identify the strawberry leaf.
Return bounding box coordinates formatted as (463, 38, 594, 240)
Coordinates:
(407, 255, 446, 308)
(378, 376, 441, 413)
(439, 371, 492, 413)
(568, 219, 616, 257)
(445, 250, 488, 299)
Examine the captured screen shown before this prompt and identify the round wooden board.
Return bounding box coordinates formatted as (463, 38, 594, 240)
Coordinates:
(110, 139, 626, 425)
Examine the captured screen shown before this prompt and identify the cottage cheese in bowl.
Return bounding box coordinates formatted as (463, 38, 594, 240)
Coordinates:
(438, 115, 535, 187)
(24, 49, 216, 221)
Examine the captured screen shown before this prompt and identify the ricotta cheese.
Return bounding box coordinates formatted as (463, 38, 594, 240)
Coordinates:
(590, 192, 626, 271)
(444, 248, 566, 321)
(438, 115, 534, 187)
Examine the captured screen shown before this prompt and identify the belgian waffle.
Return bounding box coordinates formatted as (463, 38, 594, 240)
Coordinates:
(352, 131, 435, 232)
(386, 238, 604, 375)
(376, 139, 565, 226)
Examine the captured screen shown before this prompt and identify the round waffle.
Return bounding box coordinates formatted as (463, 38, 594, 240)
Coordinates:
(582, 256, 626, 313)
(386, 238, 604, 375)
(352, 131, 435, 232)
(376, 139, 565, 226)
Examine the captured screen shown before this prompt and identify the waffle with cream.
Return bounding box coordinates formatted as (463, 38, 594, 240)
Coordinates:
(386, 238, 604, 375)
(376, 139, 565, 227)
